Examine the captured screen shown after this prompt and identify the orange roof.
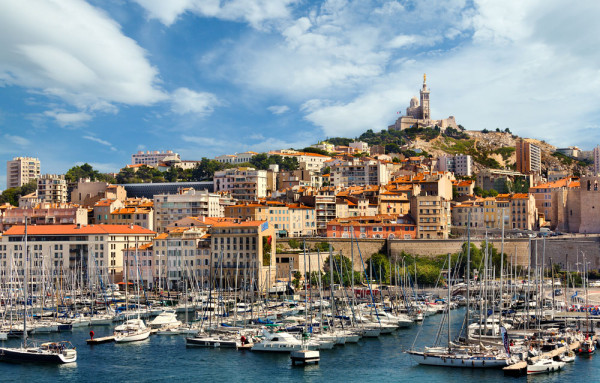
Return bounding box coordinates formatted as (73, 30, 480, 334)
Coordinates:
(530, 177, 579, 190)
(94, 199, 116, 207)
(211, 220, 267, 228)
(4, 224, 156, 236)
(511, 193, 529, 199)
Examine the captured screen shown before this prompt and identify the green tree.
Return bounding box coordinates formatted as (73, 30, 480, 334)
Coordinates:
(288, 239, 301, 249)
(367, 253, 391, 284)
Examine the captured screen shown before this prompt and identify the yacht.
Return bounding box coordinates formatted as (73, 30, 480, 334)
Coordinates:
(0, 341, 77, 364)
(149, 310, 181, 329)
(251, 330, 317, 352)
(114, 318, 151, 343)
(527, 357, 565, 374)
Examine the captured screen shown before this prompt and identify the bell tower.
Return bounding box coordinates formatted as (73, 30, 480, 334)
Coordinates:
(420, 73, 430, 120)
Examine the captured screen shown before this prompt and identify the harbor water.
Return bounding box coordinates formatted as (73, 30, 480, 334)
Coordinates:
(1, 309, 599, 382)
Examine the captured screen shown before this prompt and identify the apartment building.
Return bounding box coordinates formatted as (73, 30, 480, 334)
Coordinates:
(213, 167, 267, 200)
(153, 188, 222, 233)
(516, 139, 541, 175)
(214, 151, 257, 165)
(0, 224, 156, 284)
(0, 203, 88, 232)
(438, 154, 473, 176)
(410, 195, 451, 239)
(330, 158, 390, 187)
(529, 177, 578, 225)
(224, 202, 316, 237)
(6, 157, 40, 189)
(37, 174, 68, 204)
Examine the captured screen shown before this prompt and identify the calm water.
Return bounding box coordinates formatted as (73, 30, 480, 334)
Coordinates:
(1, 309, 598, 382)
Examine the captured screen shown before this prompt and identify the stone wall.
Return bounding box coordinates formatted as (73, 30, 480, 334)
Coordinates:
(285, 235, 600, 270)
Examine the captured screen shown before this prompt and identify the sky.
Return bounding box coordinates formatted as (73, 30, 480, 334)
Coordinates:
(1, 0, 600, 188)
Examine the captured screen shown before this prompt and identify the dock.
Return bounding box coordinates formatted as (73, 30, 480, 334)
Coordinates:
(86, 329, 159, 345)
(86, 335, 115, 345)
(291, 350, 320, 366)
(503, 340, 582, 376)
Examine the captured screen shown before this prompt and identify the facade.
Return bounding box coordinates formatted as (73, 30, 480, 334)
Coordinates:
(326, 214, 417, 239)
(476, 169, 530, 193)
(529, 177, 578, 225)
(516, 139, 541, 175)
(438, 154, 473, 176)
(314, 194, 337, 236)
(224, 202, 316, 237)
(109, 207, 154, 231)
(0, 224, 156, 284)
(0, 203, 88, 232)
(6, 157, 40, 189)
(153, 188, 222, 233)
(330, 159, 390, 187)
(410, 195, 451, 239)
(377, 191, 411, 215)
(209, 221, 276, 292)
(131, 150, 180, 167)
(552, 176, 600, 233)
(594, 145, 600, 176)
(452, 201, 485, 229)
(268, 151, 331, 172)
(37, 174, 68, 204)
(507, 193, 537, 230)
(349, 141, 369, 153)
(454, 180, 475, 197)
(214, 151, 257, 165)
(71, 180, 126, 206)
(213, 167, 268, 200)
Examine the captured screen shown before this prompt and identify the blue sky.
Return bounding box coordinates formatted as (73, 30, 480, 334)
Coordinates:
(1, 0, 600, 188)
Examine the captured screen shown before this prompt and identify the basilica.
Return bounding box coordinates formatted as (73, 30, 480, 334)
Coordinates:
(388, 75, 458, 132)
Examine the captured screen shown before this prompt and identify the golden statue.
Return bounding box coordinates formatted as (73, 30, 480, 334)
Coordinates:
(423, 73, 426, 84)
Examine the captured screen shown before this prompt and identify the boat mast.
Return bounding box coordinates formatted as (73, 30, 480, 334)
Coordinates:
(465, 211, 471, 344)
(499, 208, 505, 327)
(23, 217, 28, 347)
(447, 252, 451, 351)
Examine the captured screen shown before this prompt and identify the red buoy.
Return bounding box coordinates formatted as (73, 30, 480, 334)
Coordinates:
(90, 330, 95, 340)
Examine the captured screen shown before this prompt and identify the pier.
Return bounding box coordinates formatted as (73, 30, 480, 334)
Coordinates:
(503, 339, 587, 376)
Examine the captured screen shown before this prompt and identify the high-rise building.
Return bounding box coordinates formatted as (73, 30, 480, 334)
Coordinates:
(438, 154, 473, 176)
(6, 157, 40, 189)
(516, 139, 541, 175)
(593, 145, 600, 176)
(37, 174, 68, 204)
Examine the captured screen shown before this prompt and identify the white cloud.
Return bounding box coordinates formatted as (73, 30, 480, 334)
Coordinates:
(0, 0, 167, 115)
(134, 0, 296, 29)
(171, 88, 220, 116)
(83, 135, 117, 151)
(267, 105, 289, 114)
(44, 110, 92, 127)
(4, 134, 30, 147)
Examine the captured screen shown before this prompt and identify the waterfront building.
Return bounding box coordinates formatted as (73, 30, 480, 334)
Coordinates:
(0, 224, 156, 283)
(6, 156, 40, 189)
(224, 202, 316, 237)
(410, 195, 451, 239)
(451, 200, 485, 229)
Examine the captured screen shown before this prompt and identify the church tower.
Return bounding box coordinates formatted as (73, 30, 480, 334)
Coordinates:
(420, 73, 430, 120)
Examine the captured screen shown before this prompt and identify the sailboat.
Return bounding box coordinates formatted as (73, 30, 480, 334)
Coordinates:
(406, 215, 513, 368)
(114, 241, 151, 343)
(0, 220, 77, 364)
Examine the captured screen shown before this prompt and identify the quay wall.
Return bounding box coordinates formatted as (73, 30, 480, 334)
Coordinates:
(289, 235, 600, 270)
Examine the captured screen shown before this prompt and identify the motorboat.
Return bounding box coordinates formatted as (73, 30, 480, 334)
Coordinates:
(0, 341, 77, 364)
(149, 310, 180, 329)
(251, 330, 318, 352)
(527, 357, 565, 374)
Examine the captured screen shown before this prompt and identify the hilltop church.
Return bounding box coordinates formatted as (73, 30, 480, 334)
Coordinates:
(388, 75, 458, 132)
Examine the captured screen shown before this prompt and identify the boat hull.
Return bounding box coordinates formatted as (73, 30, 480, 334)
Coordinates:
(0, 347, 76, 364)
(407, 351, 509, 368)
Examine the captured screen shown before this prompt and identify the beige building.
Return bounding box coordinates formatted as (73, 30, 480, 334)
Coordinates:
(37, 174, 68, 204)
(0, 224, 155, 283)
(552, 176, 600, 233)
(504, 193, 537, 231)
(213, 167, 268, 200)
(529, 177, 578, 225)
(210, 220, 276, 292)
(452, 200, 485, 229)
(224, 202, 316, 237)
(110, 207, 154, 231)
(6, 157, 40, 189)
(0, 203, 88, 232)
(330, 158, 391, 187)
(153, 188, 222, 233)
(410, 195, 451, 239)
(71, 180, 126, 206)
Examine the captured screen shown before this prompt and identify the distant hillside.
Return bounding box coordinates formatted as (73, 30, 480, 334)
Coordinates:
(326, 128, 593, 176)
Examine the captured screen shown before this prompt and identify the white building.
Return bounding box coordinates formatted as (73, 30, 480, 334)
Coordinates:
(330, 159, 390, 187)
(153, 188, 222, 233)
(349, 141, 369, 153)
(214, 151, 258, 165)
(131, 150, 180, 167)
(37, 174, 68, 204)
(6, 157, 40, 189)
(437, 154, 473, 176)
(213, 167, 268, 201)
(268, 151, 331, 172)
